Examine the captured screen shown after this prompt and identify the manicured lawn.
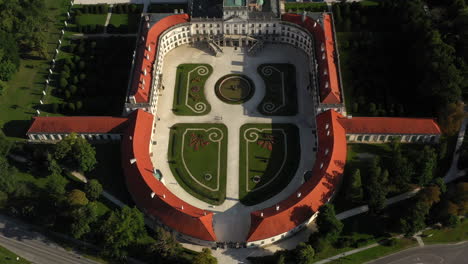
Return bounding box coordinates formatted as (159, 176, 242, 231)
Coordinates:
(257, 63, 297, 116)
(0, 246, 31, 264)
(75, 14, 107, 26)
(422, 220, 468, 244)
(108, 14, 141, 33)
(86, 143, 133, 205)
(329, 238, 416, 264)
(168, 123, 227, 205)
(172, 64, 213, 116)
(0, 0, 69, 139)
(239, 123, 300, 205)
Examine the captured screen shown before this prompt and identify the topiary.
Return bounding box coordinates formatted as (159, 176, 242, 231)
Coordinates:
(59, 78, 68, 88)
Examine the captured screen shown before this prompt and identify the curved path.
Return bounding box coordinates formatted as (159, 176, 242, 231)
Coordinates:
(151, 44, 316, 242)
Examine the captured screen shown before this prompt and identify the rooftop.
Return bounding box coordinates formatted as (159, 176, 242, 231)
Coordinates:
(27, 116, 128, 134)
(338, 116, 442, 135)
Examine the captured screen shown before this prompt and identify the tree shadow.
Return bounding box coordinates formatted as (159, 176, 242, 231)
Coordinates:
(290, 205, 314, 226)
(1, 120, 31, 139)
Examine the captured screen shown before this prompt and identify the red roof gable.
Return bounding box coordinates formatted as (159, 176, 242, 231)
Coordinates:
(338, 117, 442, 135)
(27, 116, 128, 134)
(129, 14, 190, 104)
(246, 110, 347, 242)
(282, 13, 342, 105)
(122, 109, 216, 241)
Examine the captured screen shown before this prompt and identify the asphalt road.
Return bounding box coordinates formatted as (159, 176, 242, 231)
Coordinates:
(0, 214, 99, 264)
(368, 242, 468, 264)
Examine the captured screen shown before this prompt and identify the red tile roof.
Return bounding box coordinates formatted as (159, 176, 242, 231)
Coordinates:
(282, 13, 342, 104)
(338, 117, 442, 135)
(27, 116, 128, 134)
(122, 109, 216, 241)
(246, 110, 347, 242)
(129, 14, 190, 103)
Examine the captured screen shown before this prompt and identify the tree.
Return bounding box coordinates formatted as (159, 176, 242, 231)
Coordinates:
(390, 152, 413, 189)
(418, 186, 441, 206)
(99, 206, 146, 258)
(59, 78, 68, 89)
(149, 226, 181, 258)
(295, 242, 315, 264)
(85, 179, 103, 201)
(276, 254, 286, 264)
(347, 168, 363, 202)
(316, 204, 343, 242)
(0, 60, 16, 81)
(54, 134, 97, 172)
(343, 18, 351, 32)
(366, 157, 388, 213)
(192, 248, 217, 264)
(45, 173, 68, 197)
(399, 199, 430, 235)
(432, 177, 447, 194)
(67, 189, 89, 207)
(0, 157, 18, 194)
(414, 146, 437, 185)
(0, 191, 7, 209)
(70, 202, 98, 239)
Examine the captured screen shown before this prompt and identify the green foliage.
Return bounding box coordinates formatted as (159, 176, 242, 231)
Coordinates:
(59, 78, 68, 89)
(192, 248, 217, 264)
(366, 157, 389, 213)
(347, 168, 363, 202)
(54, 134, 97, 172)
(85, 179, 103, 201)
(70, 202, 99, 239)
(99, 206, 146, 258)
(0, 191, 7, 209)
(149, 226, 182, 259)
(0, 60, 17, 81)
(0, 157, 18, 194)
(295, 242, 315, 264)
(45, 173, 68, 197)
(316, 204, 343, 243)
(414, 146, 437, 185)
(67, 189, 89, 207)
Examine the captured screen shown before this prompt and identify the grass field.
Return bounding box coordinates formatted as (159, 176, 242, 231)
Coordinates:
(328, 238, 416, 264)
(239, 123, 300, 205)
(75, 14, 107, 26)
(422, 220, 468, 244)
(172, 64, 213, 116)
(0, 0, 69, 139)
(257, 63, 298, 116)
(108, 14, 141, 33)
(0, 246, 31, 264)
(168, 123, 227, 205)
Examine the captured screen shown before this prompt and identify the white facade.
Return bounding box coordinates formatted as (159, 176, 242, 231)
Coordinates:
(27, 133, 122, 141)
(346, 133, 440, 144)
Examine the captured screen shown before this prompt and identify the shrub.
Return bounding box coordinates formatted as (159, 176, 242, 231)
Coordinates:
(79, 61, 86, 70)
(59, 78, 68, 88)
(123, 4, 129, 13)
(67, 189, 88, 206)
(83, 6, 89, 13)
(76, 25, 82, 33)
(79, 73, 86, 81)
(90, 41, 97, 49)
(68, 102, 76, 112)
(60, 71, 70, 80)
(72, 76, 79, 85)
(385, 238, 397, 247)
(73, 56, 80, 63)
(65, 90, 71, 99)
(130, 4, 137, 13)
(63, 64, 71, 74)
(76, 101, 83, 111)
(78, 44, 85, 54)
(89, 24, 96, 33)
(75, 9, 82, 16)
(70, 85, 77, 95)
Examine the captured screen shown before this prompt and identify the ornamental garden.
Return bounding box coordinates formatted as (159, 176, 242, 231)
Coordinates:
(166, 62, 302, 206)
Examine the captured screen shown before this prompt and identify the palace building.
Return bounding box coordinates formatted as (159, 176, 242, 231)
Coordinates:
(26, 0, 442, 247)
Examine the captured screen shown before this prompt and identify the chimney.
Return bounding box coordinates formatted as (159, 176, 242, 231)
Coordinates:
(150, 192, 155, 198)
(130, 158, 137, 164)
(260, 212, 264, 217)
(276, 205, 280, 211)
(297, 192, 302, 198)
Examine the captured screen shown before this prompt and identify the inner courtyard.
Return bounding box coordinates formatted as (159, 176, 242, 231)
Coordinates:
(151, 43, 317, 242)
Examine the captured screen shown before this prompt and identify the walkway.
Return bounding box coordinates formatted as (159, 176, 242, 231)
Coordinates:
(151, 44, 316, 242)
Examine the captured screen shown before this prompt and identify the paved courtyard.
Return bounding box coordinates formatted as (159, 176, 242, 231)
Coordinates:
(151, 44, 316, 242)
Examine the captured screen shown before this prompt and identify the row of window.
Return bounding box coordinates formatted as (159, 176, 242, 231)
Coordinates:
(348, 134, 437, 143)
(30, 133, 121, 141)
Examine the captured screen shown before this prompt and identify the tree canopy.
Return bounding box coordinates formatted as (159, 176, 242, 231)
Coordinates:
(99, 206, 146, 258)
(316, 204, 343, 242)
(54, 133, 97, 172)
